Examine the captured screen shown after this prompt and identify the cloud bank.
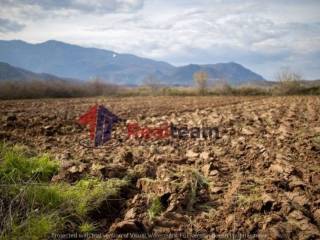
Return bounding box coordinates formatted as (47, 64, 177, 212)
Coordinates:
(0, 0, 319, 79)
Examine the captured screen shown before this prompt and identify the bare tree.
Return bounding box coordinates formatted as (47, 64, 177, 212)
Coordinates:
(276, 67, 302, 82)
(193, 71, 208, 95)
(275, 68, 302, 94)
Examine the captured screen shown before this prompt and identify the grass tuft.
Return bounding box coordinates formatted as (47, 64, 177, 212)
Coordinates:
(0, 143, 58, 183)
(183, 168, 208, 211)
(79, 222, 96, 233)
(63, 178, 128, 216)
(148, 197, 164, 220)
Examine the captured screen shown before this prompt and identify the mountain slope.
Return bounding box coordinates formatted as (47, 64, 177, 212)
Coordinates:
(0, 40, 265, 85)
(0, 61, 67, 81)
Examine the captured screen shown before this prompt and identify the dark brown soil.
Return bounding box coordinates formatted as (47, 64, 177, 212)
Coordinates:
(1, 96, 320, 239)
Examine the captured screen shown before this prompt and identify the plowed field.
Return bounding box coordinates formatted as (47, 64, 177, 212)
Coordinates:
(1, 96, 320, 239)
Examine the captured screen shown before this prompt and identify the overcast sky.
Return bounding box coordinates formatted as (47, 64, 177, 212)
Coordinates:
(0, 0, 319, 79)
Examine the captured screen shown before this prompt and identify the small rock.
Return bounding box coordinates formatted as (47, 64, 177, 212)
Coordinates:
(289, 210, 305, 220)
(242, 127, 255, 136)
(210, 186, 223, 194)
(210, 170, 219, 176)
(124, 208, 138, 220)
(186, 150, 199, 158)
(68, 165, 79, 173)
(269, 164, 284, 174)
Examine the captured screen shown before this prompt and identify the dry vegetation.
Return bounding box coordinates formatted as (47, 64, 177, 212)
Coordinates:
(0, 95, 320, 239)
(1, 80, 319, 100)
(0, 79, 121, 99)
(0, 69, 319, 100)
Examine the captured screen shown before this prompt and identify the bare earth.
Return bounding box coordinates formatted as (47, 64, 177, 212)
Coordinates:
(1, 96, 320, 239)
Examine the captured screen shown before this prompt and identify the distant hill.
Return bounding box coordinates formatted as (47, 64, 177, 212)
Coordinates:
(170, 63, 265, 85)
(0, 61, 66, 82)
(0, 39, 265, 85)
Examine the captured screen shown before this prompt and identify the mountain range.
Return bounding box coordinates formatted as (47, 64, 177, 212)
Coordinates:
(0, 40, 265, 85)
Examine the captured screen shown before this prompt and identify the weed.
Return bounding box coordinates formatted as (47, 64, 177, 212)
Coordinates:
(183, 168, 208, 211)
(79, 222, 96, 233)
(148, 197, 164, 220)
(63, 178, 128, 216)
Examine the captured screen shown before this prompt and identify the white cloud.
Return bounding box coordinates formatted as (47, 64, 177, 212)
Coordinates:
(0, 0, 320, 79)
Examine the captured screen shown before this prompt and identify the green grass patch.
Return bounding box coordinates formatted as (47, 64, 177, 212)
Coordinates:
(148, 197, 164, 220)
(25, 185, 65, 210)
(0, 142, 59, 183)
(0, 142, 130, 239)
(64, 178, 129, 216)
(6, 213, 61, 240)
